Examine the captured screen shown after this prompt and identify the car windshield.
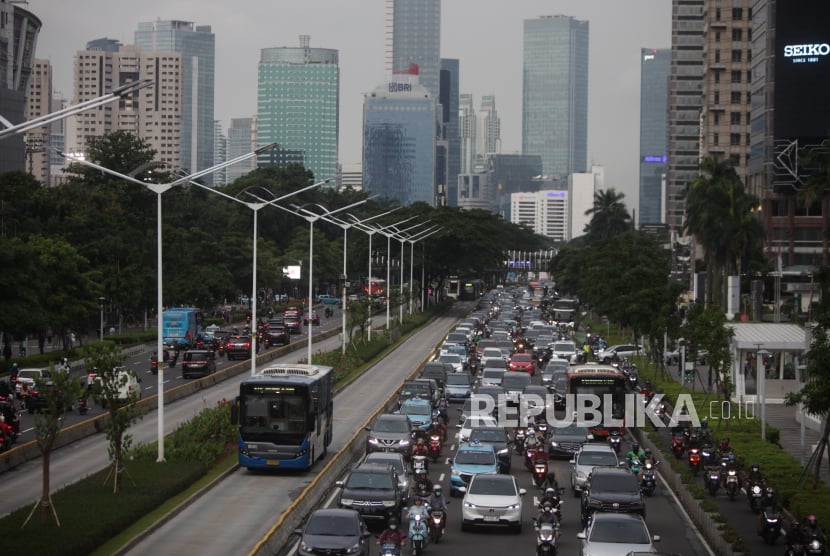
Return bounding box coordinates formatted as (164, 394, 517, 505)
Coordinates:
(439, 354, 462, 364)
(445, 375, 470, 386)
(373, 418, 410, 433)
(482, 370, 504, 381)
(401, 404, 431, 417)
(557, 423, 588, 435)
(401, 384, 430, 396)
(512, 354, 532, 363)
(589, 519, 650, 544)
(366, 457, 404, 475)
(469, 429, 505, 443)
(483, 349, 502, 358)
(578, 451, 618, 467)
(468, 476, 516, 496)
(345, 471, 393, 489)
(590, 474, 639, 493)
(502, 375, 531, 388)
(553, 343, 575, 353)
(305, 514, 358, 536)
(455, 450, 496, 465)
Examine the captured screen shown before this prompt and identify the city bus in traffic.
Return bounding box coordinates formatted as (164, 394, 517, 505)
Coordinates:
(162, 307, 203, 348)
(231, 363, 334, 470)
(566, 364, 627, 438)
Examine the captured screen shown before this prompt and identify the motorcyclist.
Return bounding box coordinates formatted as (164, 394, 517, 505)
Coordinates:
(697, 417, 712, 443)
(534, 501, 559, 529)
(377, 517, 406, 548)
(436, 397, 449, 425)
(747, 463, 764, 486)
(538, 487, 561, 512)
(758, 486, 779, 534)
(412, 468, 433, 500)
(524, 425, 542, 451)
(643, 447, 658, 466)
(721, 454, 740, 486)
(786, 520, 807, 547)
(627, 442, 646, 468)
(427, 418, 445, 444)
(427, 484, 448, 533)
(805, 514, 826, 545)
(717, 436, 732, 458)
(407, 495, 430, 541)
(412, 437, 429, 458)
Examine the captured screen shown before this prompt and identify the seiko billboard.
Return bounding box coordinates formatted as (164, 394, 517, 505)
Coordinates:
(783, 43, 830, 60)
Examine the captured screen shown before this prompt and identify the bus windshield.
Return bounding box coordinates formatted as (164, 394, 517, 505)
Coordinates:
(240, 387, 309, 440)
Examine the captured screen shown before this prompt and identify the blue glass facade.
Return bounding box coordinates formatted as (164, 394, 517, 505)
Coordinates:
(440, 58, 460, 206)
(522, 15, 589, 181)
(363, 79, 436, 206)
(638, 48, 670, 225)
(135, 20, 215, 182)
(391, 0, 441, 99)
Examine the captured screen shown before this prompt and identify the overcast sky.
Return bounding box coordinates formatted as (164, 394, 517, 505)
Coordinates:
(32, 0, 671, 208)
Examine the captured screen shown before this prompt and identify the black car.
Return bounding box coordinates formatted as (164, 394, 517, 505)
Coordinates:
(225, 335, 252, 360)
(420, 361, 451, 391)
(181, 349, 216, 379)
(283, 311, 302, 334)
(548, 422, 593, 458)
(581, 466, 646, 525)
(467, 426, 512, 472)
(293, 508, 371, 556)
(264, 321, 290, 348)
(336, 463, 406, 527)
(397, 380, 435, 407)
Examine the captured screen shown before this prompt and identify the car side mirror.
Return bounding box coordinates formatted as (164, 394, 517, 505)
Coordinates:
(518, 488, 527, 496)
(335, 480, 344, 488)
(576, 532, 587, 540)
(457, 486, 467, 494)
(293, 528, 303, 536)
(653, 535, 661, 542)
(568, 459, 575, 465)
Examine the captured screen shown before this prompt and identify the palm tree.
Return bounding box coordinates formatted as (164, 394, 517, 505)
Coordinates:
(583, 188, 631, 242)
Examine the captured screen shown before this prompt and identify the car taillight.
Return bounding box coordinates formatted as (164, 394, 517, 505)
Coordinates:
(243, 343, 250, 348)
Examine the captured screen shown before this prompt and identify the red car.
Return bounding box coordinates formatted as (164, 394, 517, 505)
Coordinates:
(508, 353, 535, 375)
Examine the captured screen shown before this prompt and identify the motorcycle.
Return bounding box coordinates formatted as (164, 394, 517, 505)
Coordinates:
(706, 466, 721, 496)
(747, 482, 764, 513)
(805, 532, 826, 555)
(428, 508, 445, 544)
(78, 395, 88, 415)
(513, 427, 527, 454)
(640, 461, 657, 496)
(525, 445, 547, 472)
(535, 421, 549, 439)
(378, 542, 402, 556)
(428, 434, 442, 462)
(412, 454, 429, 475)
(409, 513, 428, 556)
(532, 458, 549, 489)
(687, 447, 701, 476)
(628, 456, 642, 475)
(700, 444, 715, 467)
(150, 355, 159, 375)
(536, 522, 559, 556)
(671, 433, 686, 458)
(607, 430, 622, 454)
(760, 511, 782, 545)
(724, 468, 740, 500)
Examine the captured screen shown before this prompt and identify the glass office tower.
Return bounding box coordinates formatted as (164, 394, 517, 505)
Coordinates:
(388, 0, 441, 99)
(638, 48, 671, 226)
(522, 15, 589, 182)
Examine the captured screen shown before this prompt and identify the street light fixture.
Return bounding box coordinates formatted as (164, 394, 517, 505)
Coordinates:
(99, 297, 106, 340)
(756, 346, 771, 440)
(272, 198, 371, 364)
(60, 143, 275, 462)
(375, 221, 431, 330)
(403, 226, 441, 314)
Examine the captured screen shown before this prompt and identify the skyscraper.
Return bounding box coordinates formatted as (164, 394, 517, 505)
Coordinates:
(363, 73, 436, 206)
(666, 1, 704, 229)
(638, 48, 671, 226)
(257, 35, 339, 182)
(522, 15, 589, 182)
(459, 94, 476, 175)
(476, 95, 501, 159)
(134, 20, 215, 181)
(226, 117, 257, 183)
(386, 0, 441, 99)
(439, 58, 460, 206)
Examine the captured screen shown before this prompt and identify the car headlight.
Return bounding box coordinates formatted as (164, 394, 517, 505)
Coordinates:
(382, 499, 397, 508)
(399, 439, 410, 446)
(451, 467, 462, 477)
(340, 498, 355, 506)
(576, 470, 586, 479)
(508, 503, 521, 510)
(300, 540, 313, 552)
(368, 438, 379, 445)
(345, 542, 362, 555)
(463, 501, 476, 508)
(550, 441, 559, 447)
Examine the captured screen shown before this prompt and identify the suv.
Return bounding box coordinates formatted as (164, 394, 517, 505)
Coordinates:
(420, 361, 451, 390)
(362, 452, 412, 497)
(443, 372, 472, 402)
(283, 310, 302, 334)
(263, 321, 290, 347)
(570, 443, 621, 495)
(225, 335, 252, 360)
(580, 466, 645, 525)
(596, 344, 644, 364)
(181, 349, 216, 378)
(336, 462, 406, 526)
(14, 368, 52, 398)
(365, 413, 413, 457)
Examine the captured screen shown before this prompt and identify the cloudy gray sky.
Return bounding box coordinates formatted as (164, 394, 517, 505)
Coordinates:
(32, 0, 671, 208)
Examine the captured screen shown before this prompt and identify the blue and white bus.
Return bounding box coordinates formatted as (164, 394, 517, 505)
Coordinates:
(232, 364, 334, 470)
(162, 307, 203, 348)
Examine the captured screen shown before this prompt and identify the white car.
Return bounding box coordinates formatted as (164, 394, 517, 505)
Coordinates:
(551, 341, 579, 364)
(14, 368, 52, 396)
(479, 347, 506, 369)
(436, 353, 464, 374)
(458, 413, 498, 443)
(595, 344, 644, 364)
(577, 512, 660, 556)
(460, 473, 526, 532)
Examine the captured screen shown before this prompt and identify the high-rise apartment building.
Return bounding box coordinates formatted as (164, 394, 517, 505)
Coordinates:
(667, 1, 705, 229)
(257, 35, 339, 182)
(362, 74, 436, 206)
(24, 59, 51, 184)
(386, 0, 441, 99)
(134, 20, 215, 182)
(226, 117, 257, 184)
(522, 15, 589, 182)
(459, 94, 476, 175)
(476, 95, 501, 160)
(638, 48, 671, 226)
(73, 43, 183, 168)
(439, 58, 460, 206)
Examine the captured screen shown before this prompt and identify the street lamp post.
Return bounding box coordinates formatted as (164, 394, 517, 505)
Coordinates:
(99, 297, 106, 340)
(404, 227, 441, 314)
(61, 144, 274, 462)
(756, 346, 771, 440)
(377, 221, 430, 330)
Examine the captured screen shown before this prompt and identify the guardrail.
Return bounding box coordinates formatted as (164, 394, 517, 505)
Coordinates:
(0, 328, 342, 474)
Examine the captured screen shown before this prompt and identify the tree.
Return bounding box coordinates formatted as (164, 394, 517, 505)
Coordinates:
(583, 188, 632, 242)
(22, 364, 82, 527)
(82, 343, 144, 494)
(683, 304, 734, 413)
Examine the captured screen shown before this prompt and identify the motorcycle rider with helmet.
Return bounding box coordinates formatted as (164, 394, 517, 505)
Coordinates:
(412, 437, 429, 458)
(805, 514, 826, 545)
(427, 418, 445, 444)
(757, 486, 779, 534)
(377, 517, 406, 548)
(411, 467, 433, 501)
(534, 501, 560, 529)
(717, 437, 732, 459)
(427, 484, 448, 533)
(407, 495, 430, 543)
(747, 463, 764, 485)
(786, 520, 807, 548)
(627, 442, 646, 468)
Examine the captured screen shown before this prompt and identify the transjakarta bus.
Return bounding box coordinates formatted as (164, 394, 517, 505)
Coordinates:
(162, 307, 203, 348)
(566, 364, 627, 438)
(231, 364, 334, 470)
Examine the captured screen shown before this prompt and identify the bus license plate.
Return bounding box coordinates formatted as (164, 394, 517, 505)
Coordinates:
(266, 460, 280, 466)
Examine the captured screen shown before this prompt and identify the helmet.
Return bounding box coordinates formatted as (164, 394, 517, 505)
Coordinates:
(765, 486, 775, 498)
(644, 448, 652, 456)
(750, 463, 760, 473)
(414, 496, 423, 504)
(632, 443, 640, 453)
(792, 520, 801, 531)
(11, 363, 18, 371)
(388, 517, 398, 529)
(807, 515, 818, 528)
(720, 437, 730, 446)
(545, 487, 555, 497)
(417, 438, 425, 445)
(701, 417, 709, 427)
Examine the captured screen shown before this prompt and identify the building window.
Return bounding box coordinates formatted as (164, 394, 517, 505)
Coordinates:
(714, 91, 721, 104)
(716, 8, 721, 21)
(730, 112, 741, 125)
(730, 133, 741, 146)
(714, 70, 721, 84)
(713, 111, 720, 124)
(732, 28, 743, 41)
(731, 49, 742, 62)
(713, 133, 720, 146)
(731, 70, 742, 83)
(715, 50, 721, 63)
(731, 91, 741, 104)
(732, 8, 743, 19)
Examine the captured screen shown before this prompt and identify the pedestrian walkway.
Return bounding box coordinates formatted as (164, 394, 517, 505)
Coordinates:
(762, 404, 829, 486)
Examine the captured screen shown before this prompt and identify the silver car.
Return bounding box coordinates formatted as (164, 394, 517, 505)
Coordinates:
(577, 512, 660, 556)
(570, 443, 620, 495)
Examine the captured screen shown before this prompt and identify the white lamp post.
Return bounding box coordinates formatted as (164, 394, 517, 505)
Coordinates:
(376, 221, 430, 330)
(404, 227, 441, 314)
(61, 144, 274, 461)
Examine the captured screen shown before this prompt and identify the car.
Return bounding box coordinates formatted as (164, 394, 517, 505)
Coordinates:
(14, 368, 51, 398)
(458, 413, 498, 444)
(263, 321, 290, 347)
(283, 311, 303, 334)
(595, 344, 644, 364)
(397, 380, 436, 408)
(481, 357, 509, 374)
(303, 310, 320, 326)
(521, 384, 551, 419)
(443, 372, 472, 402)
(336, 463, 406, 527)
(181, 349, 216, 378)
(548, 422, 593, 458)
(467, 426, 512, 472)
(22, 380, 58, 413)
(450, 443, 499, 496)
(501, 371, 531, 406)
(551, 341, 580, 364)
(87, 366, 143, 407)
(472, 385, 504, 417)
(508, 352, 535, 374)
(570, 443, 620, 495)
(550, 375, 568, 409)
(293, 508, 372, 556)
(395, 397, 434, 431)
(224, 335, 253, 360)
(542, 359, 570, 388)
(445, 332, 470, 347)
(459, 473, 526, 532)
(420, 361, 451, 390)
(580, 467, 645, 525)
(577, 512, 660, 556)
(362, 451, 412, 498)
(317, 294, 339, 305)
(480, 347, 507, 369)
(478, 368, 505, 387)
(365, 413, 413, 457)
(436, 353, 464, 374)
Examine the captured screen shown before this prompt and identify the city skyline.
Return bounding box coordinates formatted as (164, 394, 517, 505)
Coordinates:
(31, 0, 670, 207)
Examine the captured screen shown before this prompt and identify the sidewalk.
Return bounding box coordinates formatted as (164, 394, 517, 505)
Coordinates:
(762, 404, 829, 486)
